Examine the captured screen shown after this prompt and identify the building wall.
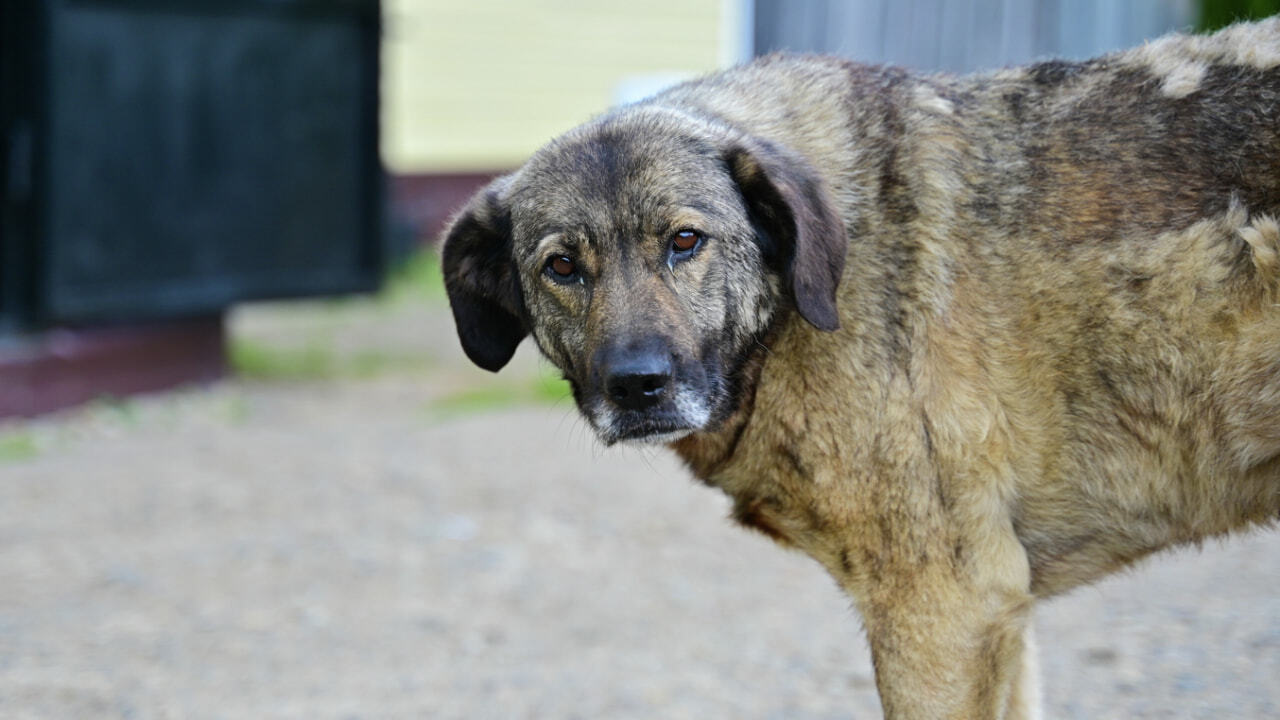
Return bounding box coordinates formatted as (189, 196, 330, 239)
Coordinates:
(381, 0, 735, 173)
(754, 0, 1196, 73)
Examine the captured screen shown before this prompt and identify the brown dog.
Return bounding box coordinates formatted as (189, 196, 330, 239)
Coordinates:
(440, 19, 1280, 719)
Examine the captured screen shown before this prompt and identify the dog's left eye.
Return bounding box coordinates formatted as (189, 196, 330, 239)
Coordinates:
(544, 254, 579, 283)
(670, 230, 703, 256)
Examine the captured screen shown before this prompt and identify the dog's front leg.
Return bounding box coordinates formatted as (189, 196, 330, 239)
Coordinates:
(822, 525, 1038, 719)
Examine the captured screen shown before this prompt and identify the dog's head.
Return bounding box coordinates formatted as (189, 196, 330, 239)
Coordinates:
(441, 107, 846, 444)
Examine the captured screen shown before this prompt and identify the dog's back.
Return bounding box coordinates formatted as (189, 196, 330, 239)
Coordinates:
(727, 23, 1280, 593)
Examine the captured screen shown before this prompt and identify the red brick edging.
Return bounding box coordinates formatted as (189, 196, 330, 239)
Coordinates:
(0, 316, 226, 419)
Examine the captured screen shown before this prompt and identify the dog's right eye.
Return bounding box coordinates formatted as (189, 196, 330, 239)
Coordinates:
(545, 255, 579, 282)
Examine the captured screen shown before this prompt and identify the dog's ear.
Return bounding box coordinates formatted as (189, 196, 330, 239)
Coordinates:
(440, 175, 527, 372)
(725, 140, 846, 332)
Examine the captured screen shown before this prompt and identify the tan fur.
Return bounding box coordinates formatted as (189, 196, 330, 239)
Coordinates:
(442, 19, 1280, 719)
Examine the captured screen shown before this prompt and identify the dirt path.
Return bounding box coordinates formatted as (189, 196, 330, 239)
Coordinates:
(1, 298, 1277, 719)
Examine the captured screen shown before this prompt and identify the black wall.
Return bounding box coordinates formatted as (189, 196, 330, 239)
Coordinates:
(1, 0, 382, 333)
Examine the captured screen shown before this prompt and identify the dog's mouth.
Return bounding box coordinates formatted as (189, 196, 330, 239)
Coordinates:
(603, 413, 699, 446)
(582, 385, 713, 447)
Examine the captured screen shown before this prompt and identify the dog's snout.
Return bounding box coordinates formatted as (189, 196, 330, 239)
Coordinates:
(597, 340, 674, 411)
(606, 356, 672, 411)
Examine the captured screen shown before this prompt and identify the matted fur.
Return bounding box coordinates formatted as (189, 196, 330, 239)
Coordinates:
(441, 19, 1280, 719)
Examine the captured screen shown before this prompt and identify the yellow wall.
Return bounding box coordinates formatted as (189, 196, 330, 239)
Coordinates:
(382, 0, 729, 173)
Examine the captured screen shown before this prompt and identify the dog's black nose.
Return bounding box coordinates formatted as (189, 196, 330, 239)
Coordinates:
(604, 352, 672, 411)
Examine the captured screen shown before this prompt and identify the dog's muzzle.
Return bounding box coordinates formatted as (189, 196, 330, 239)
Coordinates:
(587, 337, 710, 444)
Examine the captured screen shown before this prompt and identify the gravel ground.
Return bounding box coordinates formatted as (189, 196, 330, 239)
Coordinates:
(1, 298, 1277, 719)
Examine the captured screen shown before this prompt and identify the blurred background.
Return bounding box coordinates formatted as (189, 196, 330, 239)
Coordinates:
(1, 1, 1278, 718)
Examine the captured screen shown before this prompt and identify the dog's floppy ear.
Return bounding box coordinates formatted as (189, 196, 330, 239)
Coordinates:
(725, 140, 846, 332)
(440, 175, 527, 372)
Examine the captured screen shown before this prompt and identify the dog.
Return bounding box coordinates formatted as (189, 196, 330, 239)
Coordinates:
(440, 19, 1280, 719)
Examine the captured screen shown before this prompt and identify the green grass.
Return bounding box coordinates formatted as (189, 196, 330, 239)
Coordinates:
(85, 395, 142, 425)
(1198, 0, 1280, 32)
(227, 249, 449, 382)
(530, 374, 574, 403)
(428, 374, 572, 419)
(228, 340, 435, 381)
(381, 249, 447, 304)
(0, 432, 40, 463)
(222, 246, 481, 384)
(228, 342, 336, 380)
(219, 395, 251, 425)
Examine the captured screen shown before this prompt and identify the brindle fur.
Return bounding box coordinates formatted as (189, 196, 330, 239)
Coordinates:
(441, 20, 1280, 719)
